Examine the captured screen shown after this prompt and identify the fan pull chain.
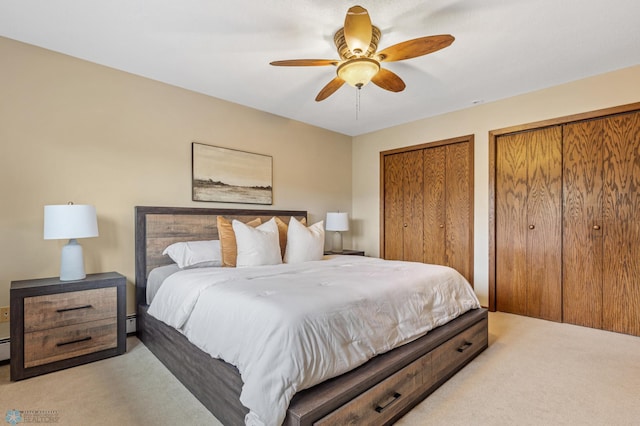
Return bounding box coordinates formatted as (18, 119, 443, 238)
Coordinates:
(355, 87, 361, 120)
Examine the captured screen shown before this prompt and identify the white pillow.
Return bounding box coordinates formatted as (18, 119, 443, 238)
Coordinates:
(233, 217, 283, 267)
(162, 240, 222, 268)
(284, 217, 325, 264)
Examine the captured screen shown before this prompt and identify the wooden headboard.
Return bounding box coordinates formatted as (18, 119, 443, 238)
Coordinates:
(135, 206, 307, 305)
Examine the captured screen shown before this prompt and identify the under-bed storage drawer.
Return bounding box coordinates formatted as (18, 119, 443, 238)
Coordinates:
(314, 352, 430, 425)
(312, 317, 488, 425)
(429, 317, 488, 384)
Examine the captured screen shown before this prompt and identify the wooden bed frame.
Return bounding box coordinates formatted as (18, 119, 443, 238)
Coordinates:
(135, 206, 488, 425)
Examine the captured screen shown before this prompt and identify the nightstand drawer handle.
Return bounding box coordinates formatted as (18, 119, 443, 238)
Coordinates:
(56, 336, 92, 347)
(56, 304, 93, 313)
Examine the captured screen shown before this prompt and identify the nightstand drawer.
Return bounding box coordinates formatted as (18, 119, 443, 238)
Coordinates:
(24, 317, 118, 368)
(24, 287, 117, 332)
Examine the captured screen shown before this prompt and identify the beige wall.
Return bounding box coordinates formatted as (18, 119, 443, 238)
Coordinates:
(352, 65, 640, 306)
(0, 37, 352, 338)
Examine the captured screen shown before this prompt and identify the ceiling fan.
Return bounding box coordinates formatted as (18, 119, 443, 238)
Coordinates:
(270, 5, 454, 101)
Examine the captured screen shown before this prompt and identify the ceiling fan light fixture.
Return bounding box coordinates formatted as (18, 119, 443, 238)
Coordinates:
(337, 58, 380, 88)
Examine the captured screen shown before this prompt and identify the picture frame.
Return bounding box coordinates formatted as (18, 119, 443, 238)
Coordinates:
(192, 142, 273, 205)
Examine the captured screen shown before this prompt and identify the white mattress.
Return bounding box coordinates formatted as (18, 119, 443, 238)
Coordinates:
(147, 255, 480, 426)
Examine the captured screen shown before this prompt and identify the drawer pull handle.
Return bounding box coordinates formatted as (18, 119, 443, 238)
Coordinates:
(56, 336, 92, 347)
(457, 341, 473, 352)
(375, 392, 402, 413)
(57, 304, 93, 313)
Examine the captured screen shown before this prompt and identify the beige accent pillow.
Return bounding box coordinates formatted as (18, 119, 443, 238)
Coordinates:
(275, 216, 307, 259)
(217, 216, 262, 267)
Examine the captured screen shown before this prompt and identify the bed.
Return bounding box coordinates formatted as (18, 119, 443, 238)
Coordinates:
(135, 206, 488, 426)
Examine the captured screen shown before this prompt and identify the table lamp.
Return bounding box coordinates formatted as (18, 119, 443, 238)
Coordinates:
(44, 203, 99, 281)
(325, 212, 349, 253)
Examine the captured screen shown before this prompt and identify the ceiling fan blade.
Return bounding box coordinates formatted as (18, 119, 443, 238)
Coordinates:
(343, 5, 372, 55)
(371, 68, 406, 92)
(377, 35, 454, 62)
(315, 77, 345, 102)
(270, 59, 339, 66)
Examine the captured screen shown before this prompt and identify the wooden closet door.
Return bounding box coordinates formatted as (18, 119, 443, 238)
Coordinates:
(496, 133, 529, 316)
(496, 127, 562, 321)
(446, 142, 472, 282)
(383, 151, 424, 261)
(526, 127, 563, 322)
(402, 150, 425, 262)
(602, 111, 640, 336)
(383, 153, 405, 260)
(563, 119, 604, 329)
(423, 147, 446, 266)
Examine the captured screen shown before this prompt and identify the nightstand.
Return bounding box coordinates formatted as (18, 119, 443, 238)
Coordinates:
(324, 249, 365, 256)
(10, 272, 126, 381)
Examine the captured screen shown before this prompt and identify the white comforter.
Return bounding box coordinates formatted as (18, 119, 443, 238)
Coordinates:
(147, 255, 480, 426)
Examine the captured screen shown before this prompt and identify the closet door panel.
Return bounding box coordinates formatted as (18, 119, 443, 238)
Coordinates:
(402, 150, 425, 262)
(526, 127, 563, 322)
(446, 142, 472, 282)
(423, 147, 446, 266)
(562, 120, 604, 329)
(602, 112, 640, 336)
(383, 153, 405, 260)
(496, 133, 528, 315)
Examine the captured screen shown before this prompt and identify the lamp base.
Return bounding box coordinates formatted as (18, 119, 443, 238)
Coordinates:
(332, 231, 343, 253)
(60, 239, 86, 281)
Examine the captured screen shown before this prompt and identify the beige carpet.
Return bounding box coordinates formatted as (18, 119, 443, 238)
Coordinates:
(1, 312, 639, 425)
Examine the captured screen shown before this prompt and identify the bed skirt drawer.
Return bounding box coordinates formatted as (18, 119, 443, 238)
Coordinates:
(24, 287, 117, 332)
(314, 352, 430, 425)
(429, 317, 488, 384)
(24, 318, 118, 368)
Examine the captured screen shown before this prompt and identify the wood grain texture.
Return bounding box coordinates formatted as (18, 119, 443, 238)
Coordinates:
(563, 119, 604, 328)
(24, 317, 117, 368)
(496, 132, 529, 315)
(526, 126, 563, 321)
(496, 127, 563, 321)
(403, 150, 425, 262)
(602, 111, 640, 336)
(24, 287, 116, 332)
(383, 153, 405, 260)
(382, 136, 473, 282)
(11, 272, 126, 381)
(445, 142, 473, 283)
(423, 147, 446, 266)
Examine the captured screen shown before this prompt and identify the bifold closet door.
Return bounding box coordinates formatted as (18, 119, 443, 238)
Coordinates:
(563, 119, 604, 329)
(601, 112, 640, 336)
(496, 127, 563, 321)
(383, 150, 424, 262)
(423, 143, 472, 282)
(564, 111, 640, 336)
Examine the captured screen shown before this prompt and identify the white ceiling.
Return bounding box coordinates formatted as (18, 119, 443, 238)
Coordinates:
(1, 0, 639, 136)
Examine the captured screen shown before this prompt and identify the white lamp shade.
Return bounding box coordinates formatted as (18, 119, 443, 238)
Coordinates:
(44, 204, 99, 240)
(325, 212, 349, 232)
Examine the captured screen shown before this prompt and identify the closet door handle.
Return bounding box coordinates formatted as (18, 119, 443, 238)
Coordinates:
(529, 225, 535, 230)
(439, 224, 445, 228)
(403, 224, 408, 227)
(593, 225, 601, 230)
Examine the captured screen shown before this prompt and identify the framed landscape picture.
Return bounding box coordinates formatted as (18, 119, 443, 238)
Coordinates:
(192, 142, 273, 205)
